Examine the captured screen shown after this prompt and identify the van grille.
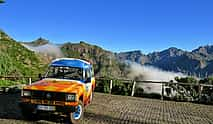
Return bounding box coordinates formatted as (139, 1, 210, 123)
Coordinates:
(31, 90, 66, 101)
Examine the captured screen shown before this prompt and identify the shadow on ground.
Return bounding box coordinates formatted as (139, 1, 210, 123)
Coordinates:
(0, 93, 113, 124)
(0, 93, 70, 123)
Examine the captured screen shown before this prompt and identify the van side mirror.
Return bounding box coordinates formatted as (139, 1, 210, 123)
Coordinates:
(38, 73, 43, 80)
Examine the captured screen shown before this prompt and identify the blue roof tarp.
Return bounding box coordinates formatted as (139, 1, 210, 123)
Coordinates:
(50, 59, 91, 69)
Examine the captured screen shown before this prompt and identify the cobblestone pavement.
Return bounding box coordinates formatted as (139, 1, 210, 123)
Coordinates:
(0, 93, 213, 124)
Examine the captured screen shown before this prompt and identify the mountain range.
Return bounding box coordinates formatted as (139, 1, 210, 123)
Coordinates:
(117, 46, 213, 77)
(1, 30, 213, 78)
(27, 37, 213, 78)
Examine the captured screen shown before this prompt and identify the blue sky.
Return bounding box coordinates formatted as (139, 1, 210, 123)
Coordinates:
(0, 0, 213, 53)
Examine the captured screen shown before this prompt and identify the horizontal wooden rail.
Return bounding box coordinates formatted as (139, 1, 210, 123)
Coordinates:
(96, 77, 213, 87)
(0, 76, 212, 87)
(0, 76, 37, 79)
(1, 76, 213, 99)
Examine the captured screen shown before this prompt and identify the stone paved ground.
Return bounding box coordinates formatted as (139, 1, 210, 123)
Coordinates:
(0, 93, 213, 124)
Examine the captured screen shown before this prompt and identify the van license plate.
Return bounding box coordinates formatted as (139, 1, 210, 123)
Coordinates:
(37, 105, 55, 111)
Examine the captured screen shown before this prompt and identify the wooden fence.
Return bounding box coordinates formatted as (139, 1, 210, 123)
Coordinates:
(1, 76, 213, 102)
(95, 77, 213, 101)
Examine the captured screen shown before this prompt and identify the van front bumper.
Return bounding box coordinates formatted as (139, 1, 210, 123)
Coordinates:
(19, 102, 76, 114)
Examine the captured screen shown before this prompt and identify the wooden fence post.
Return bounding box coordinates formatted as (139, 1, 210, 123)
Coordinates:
(131, 81, 136, 96)
(161, 83, 164, 100)
(109, 80, 113, 94)
(198, 84, 203, 99)
(29, 77, 32, 85)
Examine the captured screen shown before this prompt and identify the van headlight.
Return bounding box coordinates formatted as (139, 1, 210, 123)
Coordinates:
(22, 90, 31, 97)
(66, 94, 77, 101)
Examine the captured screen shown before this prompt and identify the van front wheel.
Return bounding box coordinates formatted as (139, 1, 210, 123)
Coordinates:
(69, 101, 84, 124)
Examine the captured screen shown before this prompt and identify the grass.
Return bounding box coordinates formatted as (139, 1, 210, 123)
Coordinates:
(0, 32, 47, 86)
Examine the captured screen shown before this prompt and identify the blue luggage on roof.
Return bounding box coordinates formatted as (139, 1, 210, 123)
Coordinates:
(50, 58, 91, 69)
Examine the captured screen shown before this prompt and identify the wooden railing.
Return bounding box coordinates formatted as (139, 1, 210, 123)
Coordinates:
(95, 77, 213, 102)
(1, 76, 213, 102)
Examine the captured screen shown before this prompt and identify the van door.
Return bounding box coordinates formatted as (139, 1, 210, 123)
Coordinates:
(85, 68, 92, 97)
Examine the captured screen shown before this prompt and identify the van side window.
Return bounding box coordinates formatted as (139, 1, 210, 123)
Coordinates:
(85, 68, 91, 79)
(90, 68, 93, 77)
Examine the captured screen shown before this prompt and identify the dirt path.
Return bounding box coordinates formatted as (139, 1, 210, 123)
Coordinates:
(0, 93, 213, 124)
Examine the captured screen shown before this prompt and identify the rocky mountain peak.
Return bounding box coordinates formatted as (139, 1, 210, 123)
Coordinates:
(32, 37, 49, 46)
(160, 47, 184, 57)
(192, 45, 213, 55)
(21, 37, 49, 47)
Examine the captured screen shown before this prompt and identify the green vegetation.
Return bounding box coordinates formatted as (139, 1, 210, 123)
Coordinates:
(0, 39, 46, 76)
(174, 76, 213, 84)
(172, 76, 213, 102)
(111, 79, 132, 96)
(174, 76, 199, 100)
(0, 79, 28, 87)
(94, 79, 110, 93)
(94, 79, 133, 96)
(175, 76, 198, 84)
(0, 80, 18, 86)
(0, 31, 47, 86)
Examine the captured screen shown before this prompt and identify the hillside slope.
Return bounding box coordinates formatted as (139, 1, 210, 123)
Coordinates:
(61, 41, 124, 77)
(0, 30, 46, 77)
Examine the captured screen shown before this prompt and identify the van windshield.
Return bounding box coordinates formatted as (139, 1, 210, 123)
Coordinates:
(45, 66, 83, 81)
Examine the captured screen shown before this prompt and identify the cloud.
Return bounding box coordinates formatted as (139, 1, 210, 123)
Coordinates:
(22, 43, 64, 58)
(126, 62, 186, 94)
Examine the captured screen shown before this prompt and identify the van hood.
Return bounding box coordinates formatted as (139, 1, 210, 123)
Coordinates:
(23, 78, 85, 93)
